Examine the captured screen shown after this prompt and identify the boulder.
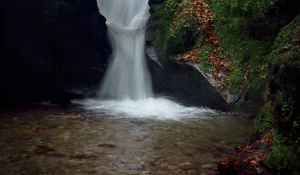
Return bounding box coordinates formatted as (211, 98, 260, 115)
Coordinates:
(148, 54, 229, 111)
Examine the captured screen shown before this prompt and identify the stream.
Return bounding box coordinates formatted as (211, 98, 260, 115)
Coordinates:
(0, 105, 252, 175)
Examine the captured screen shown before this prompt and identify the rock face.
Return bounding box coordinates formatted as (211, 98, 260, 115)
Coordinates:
(0, 0, 228, 111)
(148, 56, 229, 111)
(149, 0, 164, 5)
(0, 0, 110, 104)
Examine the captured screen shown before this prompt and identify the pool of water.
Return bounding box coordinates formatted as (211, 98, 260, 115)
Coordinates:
(0, 105, 252, 175)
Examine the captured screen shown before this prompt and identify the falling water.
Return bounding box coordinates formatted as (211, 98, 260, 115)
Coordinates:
(73, 0, 216, 119)
(96, 0, 153, 100)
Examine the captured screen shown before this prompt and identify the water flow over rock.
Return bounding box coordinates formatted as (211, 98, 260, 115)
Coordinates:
(83, 0, 218, 119)
(96, 0, 153, 100)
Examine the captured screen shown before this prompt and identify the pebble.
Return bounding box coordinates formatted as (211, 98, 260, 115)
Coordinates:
(167, 165, 177, 170)
(187, 170, 197, 175)
(201, 163, 215, 169)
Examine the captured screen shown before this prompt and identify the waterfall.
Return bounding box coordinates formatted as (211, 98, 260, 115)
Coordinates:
(96, 0, 153, 100)
(72, 0, 216, 119)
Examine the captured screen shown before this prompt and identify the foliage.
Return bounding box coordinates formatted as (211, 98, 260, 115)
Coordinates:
(166, 15, 199, 55)
(268, 15, 300, 67)
(198, 44, 213, 73)
(209, 0, 280, 19)
(182, 0, 189, 7)
(206, 0, 281, 95)
(266, 133, 300, 173)
(254, 101, 273, 134)
(151, 0, 201, 56)
(218, 134, 272, 174)
(267, 15, 300, 139)
(151, 0, 176, 49)
(151, 0, 230, 97)
(226, 61, 243, 93)
(256, 15, 300, 174)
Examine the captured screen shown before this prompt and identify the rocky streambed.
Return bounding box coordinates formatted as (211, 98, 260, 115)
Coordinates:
(0, 105, 252, 175)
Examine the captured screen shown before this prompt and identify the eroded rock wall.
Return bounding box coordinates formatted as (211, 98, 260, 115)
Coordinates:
(0, 0, 110, 104)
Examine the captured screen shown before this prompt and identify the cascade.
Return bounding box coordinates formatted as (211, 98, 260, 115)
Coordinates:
(96, 0, 153, 100)
(74, 0, 216, 119)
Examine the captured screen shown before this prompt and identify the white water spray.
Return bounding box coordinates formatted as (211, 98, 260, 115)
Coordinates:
(73, 0, 217, 119)
(96, 0, 152, 99)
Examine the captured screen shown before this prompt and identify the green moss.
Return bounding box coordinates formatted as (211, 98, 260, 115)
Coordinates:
(267, 134, 292, 172)
(227, 61, 243, 93)
(165, 15, 199, 55)
(207, 0, 276, 96)
(282, 97, 293, 117)
(267, 16, 300, 139)
(182, 0, 189, 7)
(266, 133, 300, 173)
(208, 0, 280, 21)
(198, 44, 213, 74)
(207, 4, 300, 172)
(151, 0, 201, 57)
(151, 1, 300, 172)
(254, 101, 273, 134)
(151, 0, 180, 47)
(263, 16, 300, 173)
(268, 15, 300, 67)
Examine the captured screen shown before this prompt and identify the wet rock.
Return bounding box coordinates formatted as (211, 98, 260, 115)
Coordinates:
(149, 0, 164, 5)
(12, 117, 19, 121)
(140, 171, 151, 175)
(166, 165, 176, 170)
(0, 155, 11, 162)
(24, 126, 40, 134)
(69, 154, 98, 160)
(148, 55, 229, 111)
(33, 145, 55, 154)
(118, 163, 146, 171)
(185, 151, 194, 157)
(21, 153, 30, 159)
(0, 107, 252, 175)
(98, 143, 116, 148)
(201, 163, 216, 169)
(66, 113, 81, 120)
(178, 162, 197, 171)
(46, 152, 68, 159)
(153, 146, 163, 150)
(174, 142, 185, 148)
(187, 170, 197, 175)
(135, 136, 149, 142)
(217, 135, 273, 175)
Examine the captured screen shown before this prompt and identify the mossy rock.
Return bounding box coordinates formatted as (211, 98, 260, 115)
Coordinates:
(267, 15, 300, 137)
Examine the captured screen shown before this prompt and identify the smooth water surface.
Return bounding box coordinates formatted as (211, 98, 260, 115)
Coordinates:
(0, 106, 252, 175)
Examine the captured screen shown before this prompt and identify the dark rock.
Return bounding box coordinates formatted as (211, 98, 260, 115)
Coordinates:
(148, 55, 229, 111)
(0, 0, 228, 111)
(149, 0, 164, 6)
(33, 145, 56, 154)
(98, 143, 115, 148)
(0, 0, 110, 105)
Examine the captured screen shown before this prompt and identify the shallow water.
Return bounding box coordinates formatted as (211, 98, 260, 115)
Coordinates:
(0, 105, 252, 175)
